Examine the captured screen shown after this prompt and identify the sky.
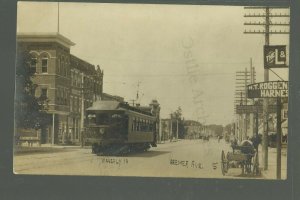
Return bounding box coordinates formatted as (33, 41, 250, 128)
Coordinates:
(17, 2, 290, 126)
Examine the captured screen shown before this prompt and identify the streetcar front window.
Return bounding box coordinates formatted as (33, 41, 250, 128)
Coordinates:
(96, 113, 110, 125)
(111, 114, 123, 123)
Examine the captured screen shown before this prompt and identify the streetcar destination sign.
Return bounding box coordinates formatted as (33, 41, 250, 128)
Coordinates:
(247, 81, 288, 98)
(264, 45, 287, 69)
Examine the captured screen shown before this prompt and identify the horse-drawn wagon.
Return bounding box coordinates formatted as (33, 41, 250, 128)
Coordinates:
(221, 140, 259, 176)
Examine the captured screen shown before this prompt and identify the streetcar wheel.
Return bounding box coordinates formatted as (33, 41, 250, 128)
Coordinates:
(221, 150, 227, 176)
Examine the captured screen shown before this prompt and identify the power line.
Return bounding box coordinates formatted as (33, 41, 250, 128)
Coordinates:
(268, 68, 285, 81)
(243, 6, 289, 174)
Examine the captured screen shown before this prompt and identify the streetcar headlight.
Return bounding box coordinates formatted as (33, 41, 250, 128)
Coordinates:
(99, 128, 105, 134)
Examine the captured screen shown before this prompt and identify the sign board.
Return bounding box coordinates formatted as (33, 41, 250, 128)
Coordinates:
(236, 105, 277, 114)
(264, 45, 287, 68)
(247, 81, 288, 98)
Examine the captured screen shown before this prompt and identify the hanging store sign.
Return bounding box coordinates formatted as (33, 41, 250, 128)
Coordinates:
(264, 45, 287, 68)
(247, 81, 288, 98)
(236, 105, 277, 114)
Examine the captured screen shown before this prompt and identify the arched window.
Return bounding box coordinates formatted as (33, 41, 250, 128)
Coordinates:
(40, 52, 50, 73)
(30, 57, 37, 73)
(64, 58, 68, 77)
(41, 58, 48, 73)
(29, 52, 38, 73)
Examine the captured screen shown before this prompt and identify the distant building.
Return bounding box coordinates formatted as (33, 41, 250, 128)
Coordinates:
(183, 120, 202, 139)
(17, 33, 103, 145)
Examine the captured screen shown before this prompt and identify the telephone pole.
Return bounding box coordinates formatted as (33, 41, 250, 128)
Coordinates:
(80, 73, 85, 146)
(235, 67, 254, 141)
(57, 2, 60, 33)
(244, 6, 290, 170)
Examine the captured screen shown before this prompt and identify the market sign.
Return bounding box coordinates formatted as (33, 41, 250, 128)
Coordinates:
(236, 105, 277, 114)
(247, 81, 288, 98)
(264, 45, 288, 69)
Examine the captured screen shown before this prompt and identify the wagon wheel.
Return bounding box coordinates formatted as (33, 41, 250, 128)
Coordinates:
(252, 152, 259, 176)
(221, 150, 228, 176)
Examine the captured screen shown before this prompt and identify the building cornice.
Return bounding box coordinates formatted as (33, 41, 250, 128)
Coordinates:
(17, 32, 75, 49)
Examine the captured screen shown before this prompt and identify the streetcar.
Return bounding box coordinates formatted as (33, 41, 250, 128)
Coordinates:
(84, 100, 157, 155)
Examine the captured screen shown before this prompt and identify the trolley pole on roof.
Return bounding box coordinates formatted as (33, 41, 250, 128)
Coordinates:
(129, 99, 135, 106)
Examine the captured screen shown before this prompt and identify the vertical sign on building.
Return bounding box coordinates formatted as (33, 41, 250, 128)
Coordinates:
(264, 45, 288, 68)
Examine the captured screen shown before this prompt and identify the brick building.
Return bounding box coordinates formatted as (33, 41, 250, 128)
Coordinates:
(17, 33, 103, 145)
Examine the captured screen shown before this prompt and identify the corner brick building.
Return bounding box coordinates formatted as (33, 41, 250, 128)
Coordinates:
(17, 33, 103, 145)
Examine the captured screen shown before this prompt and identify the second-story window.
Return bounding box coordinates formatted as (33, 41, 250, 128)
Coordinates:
(30, 58, 37, 73)
(65, 90, 68, 105)
(71, 71, 74, 86)
(41, 58, 48, 73)
(65, 58, 68, 77)
(57, 58, 60, 74)
(61, 56, 65, 76)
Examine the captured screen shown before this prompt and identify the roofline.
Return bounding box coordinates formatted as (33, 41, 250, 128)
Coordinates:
(17, 32, 75, 48)
(70, 54, 95, 68)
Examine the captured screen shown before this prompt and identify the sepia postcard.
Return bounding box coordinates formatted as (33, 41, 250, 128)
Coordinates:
(14, 1, 290, 179)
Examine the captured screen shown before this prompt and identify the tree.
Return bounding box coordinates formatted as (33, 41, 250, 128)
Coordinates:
(170, 107, 185, 139)
(15, 50, 51, 130)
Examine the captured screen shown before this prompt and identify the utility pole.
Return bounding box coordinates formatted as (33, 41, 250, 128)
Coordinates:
(244, 6, 290, 170)
(57, 2, 60, 33)
(136, 81, 141, 103)
(244, 68, 248, 140)
(170, 117, 173, 141)
(249, 58, 256, 138)
(235, 69, 252, 141)
(52, 113, 55, 145)
(176, 119, 179, 140)
(276, 97, 282, 179)
(80, 73, 85, 146)
(159, 119, 162, 143)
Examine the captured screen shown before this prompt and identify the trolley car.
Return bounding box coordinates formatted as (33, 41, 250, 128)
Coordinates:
(84, 100, 157, 155)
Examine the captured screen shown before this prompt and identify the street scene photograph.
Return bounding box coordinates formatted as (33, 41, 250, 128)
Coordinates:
(14, 2, 289, 179)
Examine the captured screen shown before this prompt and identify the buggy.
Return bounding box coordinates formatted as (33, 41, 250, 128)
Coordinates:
(221, 140, 259, 176)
